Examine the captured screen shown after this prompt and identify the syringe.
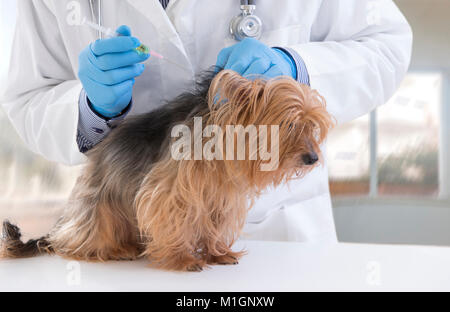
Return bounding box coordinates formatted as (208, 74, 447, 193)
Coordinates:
(81, 18, 190, 72)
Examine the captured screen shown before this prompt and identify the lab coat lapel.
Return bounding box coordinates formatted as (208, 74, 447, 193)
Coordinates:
(125, 0, 188, 59)
(164, 0, 179, 11)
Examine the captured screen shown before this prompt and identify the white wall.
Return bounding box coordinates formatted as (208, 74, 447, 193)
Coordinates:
(395, 0, 450, 70)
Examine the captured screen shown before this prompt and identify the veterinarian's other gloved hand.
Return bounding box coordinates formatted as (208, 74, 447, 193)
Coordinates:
(216, 38, 297, 79)
(78, 25, 150, 118)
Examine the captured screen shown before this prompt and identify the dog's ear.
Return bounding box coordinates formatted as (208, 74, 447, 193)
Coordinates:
(206, 70, 272, 126)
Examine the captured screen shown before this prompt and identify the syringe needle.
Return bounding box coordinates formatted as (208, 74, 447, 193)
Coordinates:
(160, 57, 191, 72)
(145, 51, 191, 72)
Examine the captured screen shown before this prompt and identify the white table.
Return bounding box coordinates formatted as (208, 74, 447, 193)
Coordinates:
(1, 241, 449, 291)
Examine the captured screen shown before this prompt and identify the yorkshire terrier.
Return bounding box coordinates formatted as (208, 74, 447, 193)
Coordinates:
(1, 69, 334, 271)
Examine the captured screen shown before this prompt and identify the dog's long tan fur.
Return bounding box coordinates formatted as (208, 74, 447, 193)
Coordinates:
(1, 70, 334, 271)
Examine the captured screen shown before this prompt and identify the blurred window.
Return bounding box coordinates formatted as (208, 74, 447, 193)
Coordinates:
(377, 73, 441, 196)
(329, 72, 442, 198)
(328, 116, 370, 196)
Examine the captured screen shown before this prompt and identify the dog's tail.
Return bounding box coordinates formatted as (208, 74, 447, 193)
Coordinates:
(0, 220, 53, 258)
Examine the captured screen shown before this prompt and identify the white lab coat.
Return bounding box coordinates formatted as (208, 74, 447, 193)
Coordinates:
(1, 0, 412, 242)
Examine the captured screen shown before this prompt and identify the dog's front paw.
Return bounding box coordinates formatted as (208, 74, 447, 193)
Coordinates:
(207, 252, 241, 266)
(187, 263, 204, 272)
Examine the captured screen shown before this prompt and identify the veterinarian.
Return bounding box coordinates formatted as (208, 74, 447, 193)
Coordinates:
(1, 0, 412, 242)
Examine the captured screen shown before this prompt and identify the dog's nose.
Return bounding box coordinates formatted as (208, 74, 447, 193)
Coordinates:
(302, 152, 319, 165)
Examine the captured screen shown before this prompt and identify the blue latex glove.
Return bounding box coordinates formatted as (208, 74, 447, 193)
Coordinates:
(216, 38, 297, 79)
(78, 25, 150, 118)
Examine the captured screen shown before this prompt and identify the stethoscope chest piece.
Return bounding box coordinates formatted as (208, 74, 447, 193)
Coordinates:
(230, 4, 263, 41)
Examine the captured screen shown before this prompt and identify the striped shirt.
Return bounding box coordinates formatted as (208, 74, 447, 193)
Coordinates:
(77, 0, 310, 153)
(160, 0, 170, 9)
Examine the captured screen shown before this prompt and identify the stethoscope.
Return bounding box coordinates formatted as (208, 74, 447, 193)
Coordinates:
(89, 0, 262, 41)
(230, 0, 263, 41)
